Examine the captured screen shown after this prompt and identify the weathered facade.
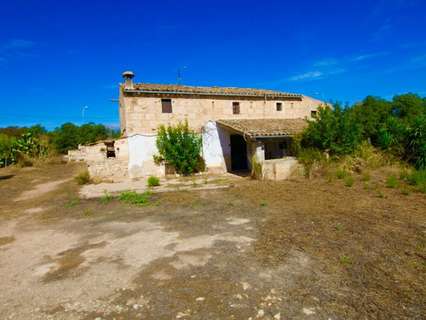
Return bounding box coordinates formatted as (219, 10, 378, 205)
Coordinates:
(75, 71, 323, 180)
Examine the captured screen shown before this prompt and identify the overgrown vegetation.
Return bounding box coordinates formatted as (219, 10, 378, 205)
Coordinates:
(154, 121, 202, 175)
(75, 169, 92, 185)
(147, 176, 160, 187)
(297, 93, 426, 193)
(301, 94, 426, 170)
(118, 191, 151, 206)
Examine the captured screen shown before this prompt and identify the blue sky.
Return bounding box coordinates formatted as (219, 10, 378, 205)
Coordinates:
(1, 0, 426, 129)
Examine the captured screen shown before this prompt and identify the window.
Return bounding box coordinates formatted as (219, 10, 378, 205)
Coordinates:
(276, 102, 282, 111)
(161, 99, 172, 113)
(311, 110, 318, 118)
(232, 102, 240, 114)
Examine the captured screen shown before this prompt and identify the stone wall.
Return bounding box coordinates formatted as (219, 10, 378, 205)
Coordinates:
(120, 94, 322, 136)
(262, 157, 301, 180)
(69, 138, 129, 181)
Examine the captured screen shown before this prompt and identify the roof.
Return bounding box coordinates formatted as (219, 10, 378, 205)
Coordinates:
(124, 83, 303, 99)
(216, 118, 308, 138)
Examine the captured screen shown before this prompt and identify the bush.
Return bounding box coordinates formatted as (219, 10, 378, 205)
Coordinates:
(147, 176, 160, 187)
(155, 121, 202, 175)
(405, 169, 426, 193)
(301, 104, 363, 156)
(119, 191, 151, 206)
(405, 115, 426, 169)
(386, 175, 399, 188)
(0, 134, 16, 167)
(75, 169, 92, 185)
(298, 148, 325, 178)
(344, 175, 354, 187)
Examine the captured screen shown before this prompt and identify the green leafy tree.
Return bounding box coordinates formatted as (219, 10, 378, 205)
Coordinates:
(51, 123, 80, 154)
(301, 104, 363, 155)
(155, 121, 202, 175)
(392, 93, 426, 121)
(352, 96, 392, 143)
(51, 122, 109, 154)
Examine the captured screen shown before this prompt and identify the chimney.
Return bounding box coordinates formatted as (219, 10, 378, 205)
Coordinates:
(122, 71, 135, 89)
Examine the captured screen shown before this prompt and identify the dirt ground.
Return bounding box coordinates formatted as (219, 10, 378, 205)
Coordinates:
(0, 162, 425, 320)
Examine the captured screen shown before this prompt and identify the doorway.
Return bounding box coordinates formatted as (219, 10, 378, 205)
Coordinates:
(230, 134, 248, 171)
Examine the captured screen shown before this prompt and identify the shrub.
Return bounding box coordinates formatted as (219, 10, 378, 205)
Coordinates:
(405, 115, 426, 169)
(297, 148, 324, 179)
(75, 169, 92, 185)
(147, 176, 160, 187)
(386, 175, 399, 188)
(344, 175, 354, 187)
(405, 169, 426, 193)
(0, 134, 16, 167)
(301, 104, 363, 156)
(155, 121, 202, 175)
(119, 191, 151, 206)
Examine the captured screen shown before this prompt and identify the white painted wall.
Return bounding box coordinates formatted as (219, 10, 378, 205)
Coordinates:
(202, 121, 229, 173)
(127, 134, 165, 178)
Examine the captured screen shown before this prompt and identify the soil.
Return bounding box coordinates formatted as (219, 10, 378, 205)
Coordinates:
(0, 162, 425, 319)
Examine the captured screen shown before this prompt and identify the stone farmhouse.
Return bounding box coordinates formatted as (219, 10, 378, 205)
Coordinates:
(70, 71, 323, 180)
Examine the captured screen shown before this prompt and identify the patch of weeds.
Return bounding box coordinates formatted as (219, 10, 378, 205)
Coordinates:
(344, 175, 354, 187)
(65, 197, 80, 208)
(99, 191, 113, 204)
(147, 176, 160, 187)
(386, 175, 399, 188)
(75, 169, 92, 185)
(405, 169, 426, 193)
(363, 181, 370, 190)
(260, 201, 268, 207)
(119, 191, 151, 206)
(376, 190, 385, 198)
(83, 209, 94, 217)
(336, 169, 348, 180)
(334, 223, 344, 231)
(361, 171, 371, 182)
(339, 255, 352, 266)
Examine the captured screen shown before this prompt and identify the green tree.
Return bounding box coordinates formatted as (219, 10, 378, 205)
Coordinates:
(392, 93, 426, 121)
(352, 96, 392, 143)
(51, 123, 80, 154)
(155, 121, 202, 175)
(301, 104, 363, 155)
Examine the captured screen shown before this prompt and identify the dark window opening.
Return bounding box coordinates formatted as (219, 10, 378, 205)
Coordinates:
(162, 99, 172, 113)
(311, 110, 318, 118)
(276, 102, 282, 111)
(105, 141, 116, 158)
(232, 102, 240, 114)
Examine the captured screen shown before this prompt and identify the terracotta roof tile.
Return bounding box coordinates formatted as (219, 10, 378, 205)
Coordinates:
(216, 118, 308, 138)
(124, 83, 302, 98)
